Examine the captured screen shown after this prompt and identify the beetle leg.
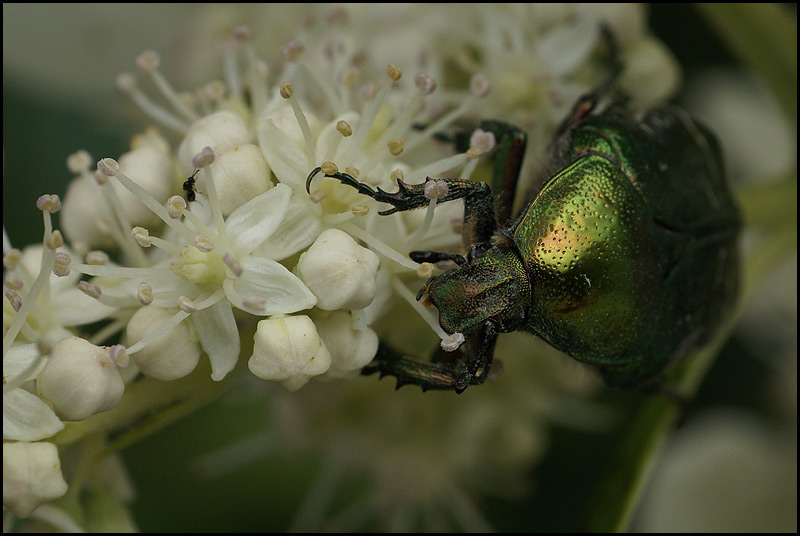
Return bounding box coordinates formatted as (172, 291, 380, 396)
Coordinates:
(473, 120, 527, 224)
(307, 167, 493, 212)
(306, 166, 501, 245)
(453, 321, 499, 393)
(408, 250, 467, 267)
(361, 321, 499, 394)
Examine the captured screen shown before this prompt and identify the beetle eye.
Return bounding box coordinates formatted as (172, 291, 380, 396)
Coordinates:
(467, 243, 491, 261)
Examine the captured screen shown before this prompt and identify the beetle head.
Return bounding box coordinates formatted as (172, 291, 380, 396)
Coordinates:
(419, 244, 531, 336)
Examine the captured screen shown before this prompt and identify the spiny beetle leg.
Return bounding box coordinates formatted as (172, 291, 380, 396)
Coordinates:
(362, 321, 499, 394)
(409, 250, 467, 267)
(362, 343, 462, 392)
(306, 166, 495, 218)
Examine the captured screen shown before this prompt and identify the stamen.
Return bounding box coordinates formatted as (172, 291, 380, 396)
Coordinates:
(167, 195, 187, 219)
(137, 283, 154, 305)
(470, 129, 496, 152)
(195, 235, 215, 253)
(414, 72, 437, 95)
(100, 159, 199, 246)
(36, 195, 61, 213)
(3, 249, 21, 270)
(336, 120, 353, 137)
(469, 74, 491, 97)
(177, 296, 197, 313)
(417, 262, 434, 279)
(45, 230, 63, 250)
(125, 308, 191, 355)
(403, 186, 439, 248)
(137, 50, 200, 123)
(320, 161, 339, 175)
(280, 82, 318, 170)
(131, 227, 153, 248)
(52, 252, 71, 277)
(78, 281, 102, 299)
(351, 205, 369, 217)
(85, 251, 110, 265)
(4, 275, 23, 291)
(5, 289, 22, 311)
(340, 221, 418, 272)
(115, 73, 189, 133)
(3, 204, 59, 357)
(334, 66, 396, 164)
(67, 150, 93, 174)
(221, 35, 243, 100)
(108, 345, 129, 369)
(386, 64, 403, 81)
(441, 332, 465, 352)
(390, 277, 449, 341)
(387, 138, 404, 156)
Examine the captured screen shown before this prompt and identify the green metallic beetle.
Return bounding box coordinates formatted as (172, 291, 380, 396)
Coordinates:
(306, 83, 740, 394)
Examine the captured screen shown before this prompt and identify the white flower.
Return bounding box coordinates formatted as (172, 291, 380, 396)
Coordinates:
(3, 243, 116, 347)
(248, 314, 332, 391)
(61, 140, 174, 248)
(76, 161, 317, 381)
(297, 229, 380, 311)
(3, 441, 68, 518)
(3, 344, 64, 441)
(38, 336, 125, 421)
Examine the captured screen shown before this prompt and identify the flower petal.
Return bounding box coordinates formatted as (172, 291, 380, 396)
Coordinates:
(193, 299, 240, 381)
(53, 287, 117, 326)
(4, 344, 47, 383)
(256, 118, 308, 190)
(538, 18, 599, 77)
(254, 195, 321, 260)
(3, 389, 64, 441)
(224, 255, 317, 315)
(224, 183, 291, 255)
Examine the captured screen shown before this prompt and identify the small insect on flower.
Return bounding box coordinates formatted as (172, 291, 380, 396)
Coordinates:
(183, 169, 200, 202)
(307, 74, 741, 394)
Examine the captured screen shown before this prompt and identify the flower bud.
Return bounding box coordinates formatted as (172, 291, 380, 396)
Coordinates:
(3, 441, 68, 518)
(60, 178, 115, 248)
(177, 111, 251, 173)
(248, 315, 331, 391)
(126, 306, 201, 380)
(209, 144, 273, 215)
(115, 146, 174, 226)
(314, 311, 379, 378)
(38, 337, 125, 421)
(296, 229, 380, 310)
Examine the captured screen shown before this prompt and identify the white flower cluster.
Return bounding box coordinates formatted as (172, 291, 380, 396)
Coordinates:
(3, 4, 681, 528)
(2, 14, 492, 523)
